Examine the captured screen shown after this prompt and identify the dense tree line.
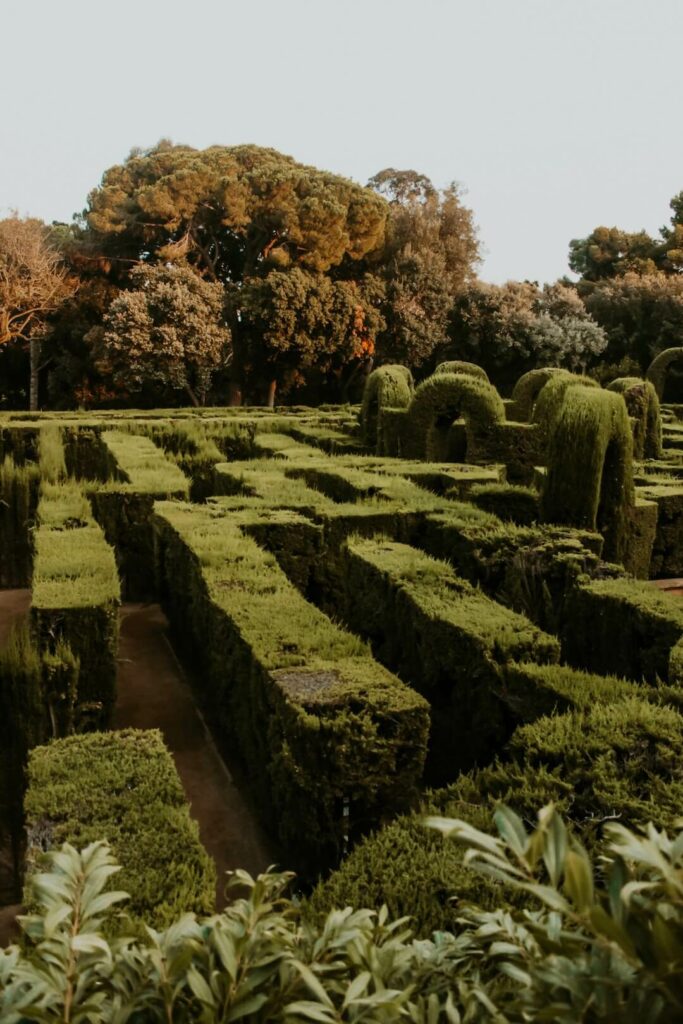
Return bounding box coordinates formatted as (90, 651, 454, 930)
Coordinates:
(2, 140, 683, 409)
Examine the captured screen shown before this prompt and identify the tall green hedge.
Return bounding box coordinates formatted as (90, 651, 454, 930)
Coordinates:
(31, 480, 120, 727)
(0, 456, 40, 587)
(153, 501, 429, 878)
(404, 373, 505, 461)
(359, 365, 414, 448)
(24, 730, 215, 929)
(509, 367, 570, 422)
(646, 346, 683, 399)
(607, 376, 662, 459)
(338, 537, 559, 781)
(541, 385, 635, 564)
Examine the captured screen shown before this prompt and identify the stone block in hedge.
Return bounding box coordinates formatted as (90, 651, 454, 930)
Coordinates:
(24, 730, 215, 930)
(338, 537, 560, 782)
(153, 501, 429, 878)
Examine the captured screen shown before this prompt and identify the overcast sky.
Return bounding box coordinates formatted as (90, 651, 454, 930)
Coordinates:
(2, 0, 682, 284)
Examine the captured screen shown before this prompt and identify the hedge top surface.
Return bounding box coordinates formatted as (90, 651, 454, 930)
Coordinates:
(360, 365, 414, 442)
(346, 536, 560, 663)
(433, 360, 489, 381)
(99, 431, 190, 495)
(154, 500, 428, 716)
(24, 729, 215, 926)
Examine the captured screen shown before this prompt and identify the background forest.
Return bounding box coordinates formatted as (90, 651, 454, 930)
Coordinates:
(3, 140, 683, 411)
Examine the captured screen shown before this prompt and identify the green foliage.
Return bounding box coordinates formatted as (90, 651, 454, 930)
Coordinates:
(32, 479, 120, 725)
(433, 360, 489, 381)
(509, 366, 570, 421)
(339, 537, 559, 781)
(647, 346, 683, 400)
(406, 372, 505, 461)
(530, 370, 600, 439)
(360, 364, 414, 447)
(446, 281, 607, 392)
(0, 454, 40, 587)
(37, 423, 67, 481)
(541, 385, 635, 564)
(24, 730, 215, 929)
(154, 501, 429, 876)
(368, 169, 480, 368)
(607, 376, 662, 459)
(91, 262, 231, 406)
(233, 268, 382, 402)
(466, 483, 539, 524)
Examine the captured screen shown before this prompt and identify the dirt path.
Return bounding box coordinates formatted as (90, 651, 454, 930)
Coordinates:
(114, 604, 275, 908)
(0, 590, 30, 947)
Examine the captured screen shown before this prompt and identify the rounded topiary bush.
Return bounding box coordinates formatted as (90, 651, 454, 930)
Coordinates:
(541, 384, 634, 563)
(360, 365, 414, 447)
(607, 376, 662, 459)
(407, 373, 505, 461)
(433, 360, 489, 382)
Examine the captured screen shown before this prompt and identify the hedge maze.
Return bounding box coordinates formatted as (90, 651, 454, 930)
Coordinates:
(5, 359, 683, 937)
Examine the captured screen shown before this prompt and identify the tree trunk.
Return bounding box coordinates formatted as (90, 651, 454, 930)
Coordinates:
(184, 384, 200, 408)
(227, 382, 242, 406)
(266, 378, 277, 409)
(29, 337, 41, 411)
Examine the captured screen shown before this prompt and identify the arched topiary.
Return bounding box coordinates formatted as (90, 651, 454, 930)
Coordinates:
(541, 385, 635, 564)
(407, 373, 505, 461)
(433, 360, 489, 382)
(646, 348, 683, 400)
(360, 365, 414, 447)
(532, 372, 600, 439)
(510, 367, 571, 422)
(607, 377, 662, 460)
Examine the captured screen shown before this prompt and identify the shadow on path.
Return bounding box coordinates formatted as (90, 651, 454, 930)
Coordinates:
(114, 603, 276, 909)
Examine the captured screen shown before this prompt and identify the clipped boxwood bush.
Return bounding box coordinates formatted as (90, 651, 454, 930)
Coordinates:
(541, 385, 635, 564)
(510, 366, 570, 422)
(466, 482, 539, 524)
(607, 376, 662, 459)
(24, 729, 215, 929)
(359, 365, 414, 447)
(405, 372, 505, 461)
(646, 346, 683, 400)
(433, 360, 489, 381)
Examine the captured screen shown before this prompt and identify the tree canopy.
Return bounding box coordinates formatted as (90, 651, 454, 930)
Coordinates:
(90, 263, 230, 406)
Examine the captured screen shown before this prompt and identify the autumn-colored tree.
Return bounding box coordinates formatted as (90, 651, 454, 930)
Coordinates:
(232, 269, 383, 405)
(90, 263, 230, 406)
(81, 141, 388, 400)
(446, 280, 606, 391)
(0, 216, 76, 409)
(367, 169, 480, 368)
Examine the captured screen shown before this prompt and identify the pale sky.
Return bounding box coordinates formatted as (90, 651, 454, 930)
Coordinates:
(2, 0, 682, 284)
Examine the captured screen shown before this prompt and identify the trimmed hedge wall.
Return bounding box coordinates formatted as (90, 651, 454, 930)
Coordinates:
(404, 373, 505, 461)
(541, 385, 635, 565)
(24, 730, 215, 929)
(153, 501, 429, 878)
(90, 430, 189, 599)
(338, 537, 559, 782)
(31, 480, 120, 728)
(607, 376, 662, 460)
(360, 365, 414, 447)
(563, 576, 683, 682)
(466, 482, 539, 524)
(637, 482, 683, 577)
(0, 455, 40, 587)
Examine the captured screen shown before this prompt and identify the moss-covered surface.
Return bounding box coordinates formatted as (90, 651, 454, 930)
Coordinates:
(338, 537, 559, 782)
(153, 500, 429, 877)
(24, 730, 215, 930)
(607, 376, 662, 459)
(360, 365, 414, 448)
(563, 576, 683, 681)
(541, 385, 635, 564)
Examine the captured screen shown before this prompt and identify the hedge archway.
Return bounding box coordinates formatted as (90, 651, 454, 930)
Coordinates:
(607, 377, 662, 460)
(407, 373, 505, 461)
(646, 348, 683, 401)
(510, 367, 571, 422)
(433, 361, 489, 382)
(541, 385, 635, 564)
(360, 365, 413, 447)
(532, 372, 600, 440)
